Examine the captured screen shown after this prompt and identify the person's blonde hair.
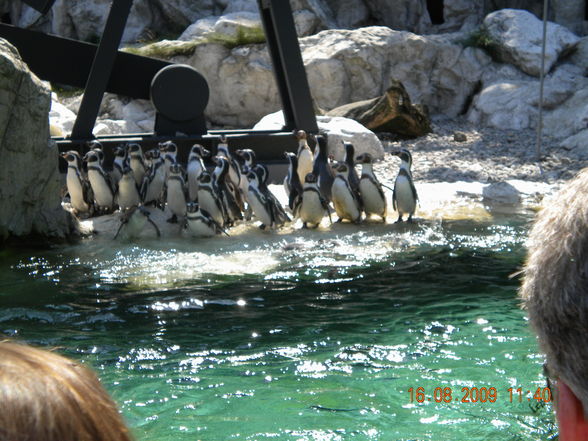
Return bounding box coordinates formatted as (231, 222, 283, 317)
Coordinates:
(0, 340, 133, 441)
(520, 168, 588, 409)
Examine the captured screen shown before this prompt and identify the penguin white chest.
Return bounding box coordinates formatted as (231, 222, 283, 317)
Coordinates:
(332, 178, 360, 222)
(130, 158, 145, 185)
(394, 175, 416, 215)
(117, 177, 140, 210)
(88, 169, 113, 208)
(360, 178, 386, 217)
(66, 170, 88, 212)
(186, 216, 216, 237)
(198, 189, 224, 226)
(297, 149, 313, 184)
(300, 191, 325, 225)
(167, 180, 186, 216)
(187, 162, 203, 201)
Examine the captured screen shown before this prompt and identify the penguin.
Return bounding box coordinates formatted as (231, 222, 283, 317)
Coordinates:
(356, 152, 387, 222)
(116, 164, 141, 211)
(61, 150, 93, 217)
(128, 143, 147, 187)
(114, 205, 161, 240)
(331, 162, 362, 223)
(234, 148, 256, 220)
(159, 140, 178, 179)
(87, 140, 105, 167)
(295, 173, 332, 229)
(184, 202, 229, 238)
(247, 167, 280, 230)
(111, 145, 128, 185)
(165, 162, 188, 223)
(294, 129, 314, 186)
(212, 156, 243, 225)
(254, 163, 290, 225)
(84, 150, 115, 214)
(312, 135, 334, 202)
(197, 171, 227, 228)
(187, 144, 210, 202)
(343, 142, 361, 197)
(392, 149, 419, 223)
(216, 135, 242, 192)
(284, 151, 303, 212)
(141, 149, 166, 209)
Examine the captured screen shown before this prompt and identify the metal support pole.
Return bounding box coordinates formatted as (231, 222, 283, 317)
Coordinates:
(536, 0, 549, 160)
(71, 0, 134, 140)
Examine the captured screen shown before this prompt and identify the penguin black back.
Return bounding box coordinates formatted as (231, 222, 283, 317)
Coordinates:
(312, 135, 334, 202)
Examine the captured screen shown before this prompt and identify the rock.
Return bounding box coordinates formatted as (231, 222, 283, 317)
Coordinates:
(49, 96, 77, 135)
(254, 110, 384, 160)
(483, 9, 580, 77)
(438, 0, 485, 33)
(560, 129, 588, 160)
(453, 131, 467, 142)
(323, 0, 369, 28)
(121, 100, 155, 133)
(223, 0, 258, 14)
(570, 36, 588, 75)
(468, 63, 586, 131)
(179, 12, 262, 41)
(0, 39, 69, 240)
(326, 80, 430, 138)
(301, 27, 492, 117)
(543, 86, 588, 140)
(363, 0, 431, 34)
(482, 181, 521, 204)
(552, 0, 585, 36)
(293, 9, 322, 37)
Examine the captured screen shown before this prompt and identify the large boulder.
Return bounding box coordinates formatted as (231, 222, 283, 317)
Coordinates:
(483, 9, 580, 77)
(0, 39, 69, 240)
(254, 110, 384, 160)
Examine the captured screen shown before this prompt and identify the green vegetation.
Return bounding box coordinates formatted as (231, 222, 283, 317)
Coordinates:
(122, 25, 266, 60)
(51, 84, 83, 98)
(461, 26, 500, 61)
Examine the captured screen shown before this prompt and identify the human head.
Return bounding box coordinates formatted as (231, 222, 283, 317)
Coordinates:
(520, 168, 588, 440)
(0, 340, 133, 441)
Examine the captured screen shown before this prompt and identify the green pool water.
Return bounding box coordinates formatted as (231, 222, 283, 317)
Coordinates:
(0, 216, 557, 441)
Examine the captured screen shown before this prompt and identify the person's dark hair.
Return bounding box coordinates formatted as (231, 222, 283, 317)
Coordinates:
(0, 340, 133, 441)
(520, 168, 588, 411)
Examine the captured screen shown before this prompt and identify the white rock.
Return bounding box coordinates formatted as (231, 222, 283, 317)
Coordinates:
(254, 110, 384, 160)
(483, 9, 580, 77)
(49, 99, 77, 135)
(121, 100, 155, 133)
(294, 9, 322, 37)
(179, 12, 262, 41)
(570, 36, 588, 75)
(323, 0, 369, 28)
(543, 87, 588, 140)
(94, 119, 127, 136)
(363, 0, 431, 34)
(223, 0, 258, 14)
(482, 181, 521, 204)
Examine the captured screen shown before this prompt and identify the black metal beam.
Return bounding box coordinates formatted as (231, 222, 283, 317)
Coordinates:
(0, 24, 170, 99)
(258, 0, 318, 133)
(71, 0, 134, 140)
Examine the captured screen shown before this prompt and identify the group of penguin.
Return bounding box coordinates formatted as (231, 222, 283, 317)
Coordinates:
(61, 130, 418, 239)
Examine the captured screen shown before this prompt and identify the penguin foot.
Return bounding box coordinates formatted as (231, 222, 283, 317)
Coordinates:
(335, 218, 343, 223)
(259, 224, 267, 230)
(395, 215, 404, 223)
(167, 215, 178, 224)
(407, 215, 415, 223)
(302, 223, 308, 229)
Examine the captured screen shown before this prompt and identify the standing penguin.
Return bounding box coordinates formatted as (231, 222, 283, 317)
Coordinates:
(187, 144, 210, 202)
(110, 145, 128, 185)
(128, 143, 147, 187)
(184, 202, 228, 238)
(84, 150, 115, 214)
(284, 152, 303, 212)
(166, 162, 188, 223)
(343, 142, 361, 196)
(116, 164, 141, 211)
(295, 130, 313, 186)
(216, 136, 242, 191)
(295, 173, 331, 229)
(141, 149, 166, 209)
(87, 140, 105, 167)
(356, 153, 386, 222)
(312, 135, 334, 202)
(331, 162, 362, 223)
(213, 156, 243, 226)
(392, 149, 418, 223)
(159, 141, 178, 179)
(254, 163, 290, 225)
(62, 150, 93, 217)
(198, 171, 227, 228)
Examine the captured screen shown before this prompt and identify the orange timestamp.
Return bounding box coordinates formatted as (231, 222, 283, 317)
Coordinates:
(407, 386, 552, 404)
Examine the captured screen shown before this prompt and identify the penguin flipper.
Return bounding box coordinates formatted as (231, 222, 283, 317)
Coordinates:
(392, 184, 397, 211)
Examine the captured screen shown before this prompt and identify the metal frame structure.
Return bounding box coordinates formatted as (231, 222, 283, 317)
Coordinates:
(0, 0, 318, 168)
